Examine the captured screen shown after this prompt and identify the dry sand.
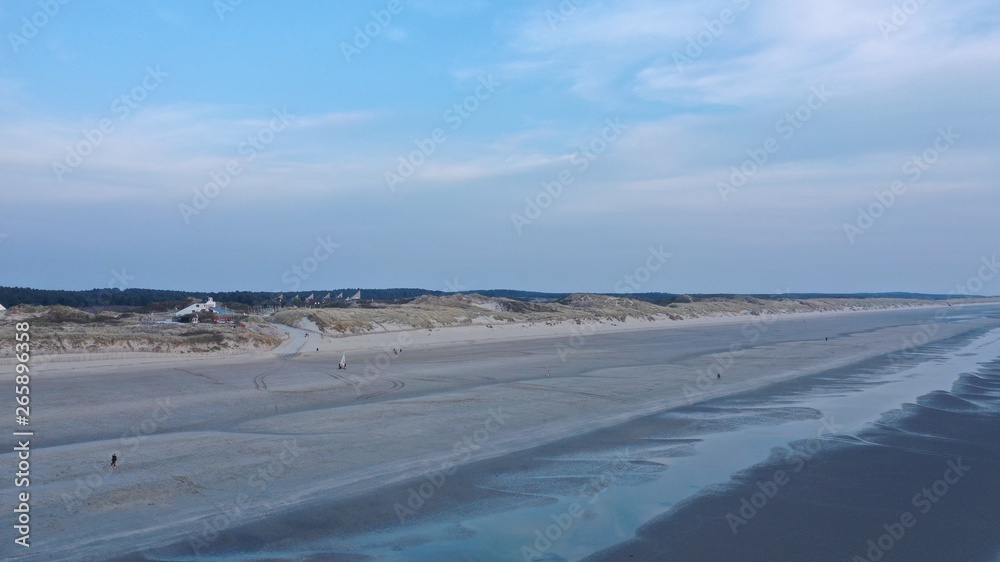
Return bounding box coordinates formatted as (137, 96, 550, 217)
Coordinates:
(4, 303, 999, 560)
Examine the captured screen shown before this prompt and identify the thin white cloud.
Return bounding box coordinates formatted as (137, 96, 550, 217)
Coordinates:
(505, 0, 1000, 108)
(0, 102, 389, 206)
(408, 0, 490, 18)
(290, 111, 380, 130)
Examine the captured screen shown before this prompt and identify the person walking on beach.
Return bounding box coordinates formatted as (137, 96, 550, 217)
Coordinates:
(111, 454, 117, 468)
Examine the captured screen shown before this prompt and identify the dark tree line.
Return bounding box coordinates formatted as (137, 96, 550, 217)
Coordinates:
(0, 287, 456, 308)
(0, 286, 966, 310)
(0, 287, 289, 308)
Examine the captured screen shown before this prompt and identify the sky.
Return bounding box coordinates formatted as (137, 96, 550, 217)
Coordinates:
(1, 0, 998, 295)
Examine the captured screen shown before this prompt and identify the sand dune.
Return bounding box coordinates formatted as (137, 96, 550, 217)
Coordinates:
(3, 295, 995, 361)
(271, 293, 992, 337)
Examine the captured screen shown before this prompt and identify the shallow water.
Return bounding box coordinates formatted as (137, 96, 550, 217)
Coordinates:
(591, 332, 1000, 561)
(323, 328, 1000, 561)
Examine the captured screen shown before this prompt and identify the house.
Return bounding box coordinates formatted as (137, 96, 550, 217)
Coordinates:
(174, 297, 242, 323)
(347, 291, 361, 301)
(174, 297, 218, 317)
(0, 303, 6, 317)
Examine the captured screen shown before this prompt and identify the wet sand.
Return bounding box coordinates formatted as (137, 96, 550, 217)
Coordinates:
(586, 342, 1000, 561)
(5, 305, 999, 561)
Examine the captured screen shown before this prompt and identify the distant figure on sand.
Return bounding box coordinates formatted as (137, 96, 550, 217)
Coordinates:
(547, 369, 551, 377)
(111, 454, 117, 468)
(717, 373, 721, 380)
(825, 337, 828, 341)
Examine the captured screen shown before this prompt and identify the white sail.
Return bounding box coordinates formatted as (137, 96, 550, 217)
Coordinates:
(339, 354, 347, 369)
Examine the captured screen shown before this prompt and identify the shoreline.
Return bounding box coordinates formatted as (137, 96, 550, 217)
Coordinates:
(586, 331, 1000, 561)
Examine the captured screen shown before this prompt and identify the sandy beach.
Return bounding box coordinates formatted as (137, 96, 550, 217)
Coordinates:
(8, 2, 998, 559)
(5, 303, 1000, 561)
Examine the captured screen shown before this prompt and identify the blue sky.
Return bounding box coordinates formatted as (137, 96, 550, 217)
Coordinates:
(1, 0, 998, 295)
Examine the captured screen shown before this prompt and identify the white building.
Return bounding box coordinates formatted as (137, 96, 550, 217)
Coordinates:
(174, 297, 217, 317)
(0, 303, 6, 317)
